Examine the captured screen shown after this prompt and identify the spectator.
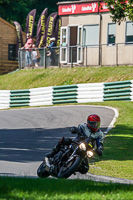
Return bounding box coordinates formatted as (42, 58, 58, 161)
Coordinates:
(32, 44, 41, 68)
(47, 37, 56, 66)
(21, 33, 33, 67)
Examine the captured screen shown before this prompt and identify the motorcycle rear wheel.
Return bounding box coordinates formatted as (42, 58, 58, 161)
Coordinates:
(58, 156, 81, 178)
(37, 162, 49, 178)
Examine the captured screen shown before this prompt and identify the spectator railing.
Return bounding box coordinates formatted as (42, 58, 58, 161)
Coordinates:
(18, 47, 60, 69)
(18, 43, 133, 69)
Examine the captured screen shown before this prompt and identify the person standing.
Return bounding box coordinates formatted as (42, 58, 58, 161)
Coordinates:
(47, 37, 56, 66)
(21, 33, 33, 67)
(32, 44, 41, 68)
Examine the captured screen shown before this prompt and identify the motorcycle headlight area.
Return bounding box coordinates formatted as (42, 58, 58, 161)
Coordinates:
(87, 151, 93, 158)
(79, 143, 86, 151)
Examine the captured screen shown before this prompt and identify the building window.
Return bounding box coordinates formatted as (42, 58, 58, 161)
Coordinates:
(83, 24, 99, 46)
(107, 23, 116, 45)
(8, 44, 17, 60)
(126, 21, 133, 43)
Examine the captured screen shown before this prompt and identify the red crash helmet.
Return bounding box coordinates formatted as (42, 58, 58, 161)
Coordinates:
(87, 114, 101, 133)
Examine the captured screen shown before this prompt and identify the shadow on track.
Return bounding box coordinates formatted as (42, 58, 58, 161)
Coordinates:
(0, 125, 132, 163)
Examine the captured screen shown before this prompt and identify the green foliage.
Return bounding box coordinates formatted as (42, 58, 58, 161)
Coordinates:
(0, 0, 77, 34)
(104, 0, 133, 23)
(0, 0, 33, 30)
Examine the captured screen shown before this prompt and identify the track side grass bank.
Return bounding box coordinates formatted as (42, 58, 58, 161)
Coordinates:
(0, 65, 133, 90)
(0, 177, 133, 200)
(0, 66, 133, 200)
(86, 101, 133, 180)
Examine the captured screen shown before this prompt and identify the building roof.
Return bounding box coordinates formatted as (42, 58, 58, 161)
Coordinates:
(0, 17, 25, 36)
(0, 17, 16, 29)
(57, 0, 103, 5)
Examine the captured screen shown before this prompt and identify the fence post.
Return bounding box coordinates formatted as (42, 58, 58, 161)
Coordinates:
(100, 44, 102, 66)
(58, 47, 61, 68)
(85, 46, 87, 67)
(71, 46, 73, 68)
(98, 44, 100, 66)
(18, 49, 21, 69)
(24, 50, 26, 68)
(44, 48, 46, 69)
(116, 43, 118, 66)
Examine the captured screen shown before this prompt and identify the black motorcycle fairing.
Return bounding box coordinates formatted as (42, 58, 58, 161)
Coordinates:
(37, 161, 49, 178)
(37, 135, 94, 179)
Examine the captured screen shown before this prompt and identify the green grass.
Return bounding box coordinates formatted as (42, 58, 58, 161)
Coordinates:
(0, 65, 133, 90)
(0, 177, 133, 200)
(0, 65, 133, 199)
(87, 101, 133, 180)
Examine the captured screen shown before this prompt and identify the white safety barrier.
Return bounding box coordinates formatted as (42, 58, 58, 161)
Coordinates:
(0, 80, 132, 109)
(29, 87, 53, 106)
(0, 90, 10, 109)
(77, 83, 104, 103)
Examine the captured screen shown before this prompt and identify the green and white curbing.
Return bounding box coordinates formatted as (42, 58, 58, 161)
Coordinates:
(0, 80, 133, 109)
(104, 80, 133, 101)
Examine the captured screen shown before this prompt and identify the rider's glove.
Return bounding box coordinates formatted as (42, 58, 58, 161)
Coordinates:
(69, 127, 79, 134)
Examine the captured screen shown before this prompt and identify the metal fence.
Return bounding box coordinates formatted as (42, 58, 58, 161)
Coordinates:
(18, 47, 60, 69)
(18, 43, 133, 69)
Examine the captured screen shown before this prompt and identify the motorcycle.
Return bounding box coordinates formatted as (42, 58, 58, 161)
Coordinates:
(37, 131, 94, 179)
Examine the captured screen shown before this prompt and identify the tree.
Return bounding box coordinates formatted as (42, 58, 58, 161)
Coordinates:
(104, 0, 133, 24)
(0, 0, 77, 33)
(0, 0, 34, 30)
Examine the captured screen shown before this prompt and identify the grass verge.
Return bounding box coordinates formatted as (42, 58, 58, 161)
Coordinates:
(86, 101, 133, 180)
(0, 177, 133, 200)
(0, 65, 133, 90)
(0, 66, 133, 199)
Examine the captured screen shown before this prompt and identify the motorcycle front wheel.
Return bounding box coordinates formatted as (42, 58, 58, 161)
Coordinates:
(37, 162, 49, 178)
(57, 156, 81, 178)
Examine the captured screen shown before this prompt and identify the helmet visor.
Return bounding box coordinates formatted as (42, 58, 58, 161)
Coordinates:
(88, 121, 100, 130)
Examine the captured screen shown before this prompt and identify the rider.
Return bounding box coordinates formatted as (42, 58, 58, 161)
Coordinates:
(45, 114, 105, 174)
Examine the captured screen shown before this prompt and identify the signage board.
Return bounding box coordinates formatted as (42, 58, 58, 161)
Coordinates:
(58, 2, 109, 15)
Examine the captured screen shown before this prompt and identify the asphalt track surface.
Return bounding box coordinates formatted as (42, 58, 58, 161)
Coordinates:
(1, 105, 132, 184)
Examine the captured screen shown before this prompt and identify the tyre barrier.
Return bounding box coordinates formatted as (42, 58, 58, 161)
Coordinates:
(0, 80, 133, 109)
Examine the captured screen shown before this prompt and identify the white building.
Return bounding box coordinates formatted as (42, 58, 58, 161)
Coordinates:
(57, 0, 133, 66)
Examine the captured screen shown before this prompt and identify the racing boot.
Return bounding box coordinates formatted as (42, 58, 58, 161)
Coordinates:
(45, 137, 72, 173)
(45, 147, 59, 172)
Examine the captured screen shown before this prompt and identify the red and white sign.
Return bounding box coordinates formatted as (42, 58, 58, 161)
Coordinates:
(58, 2, 109, 16)
(99, 2, 109, 12)
(58, 3, 99, 15)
